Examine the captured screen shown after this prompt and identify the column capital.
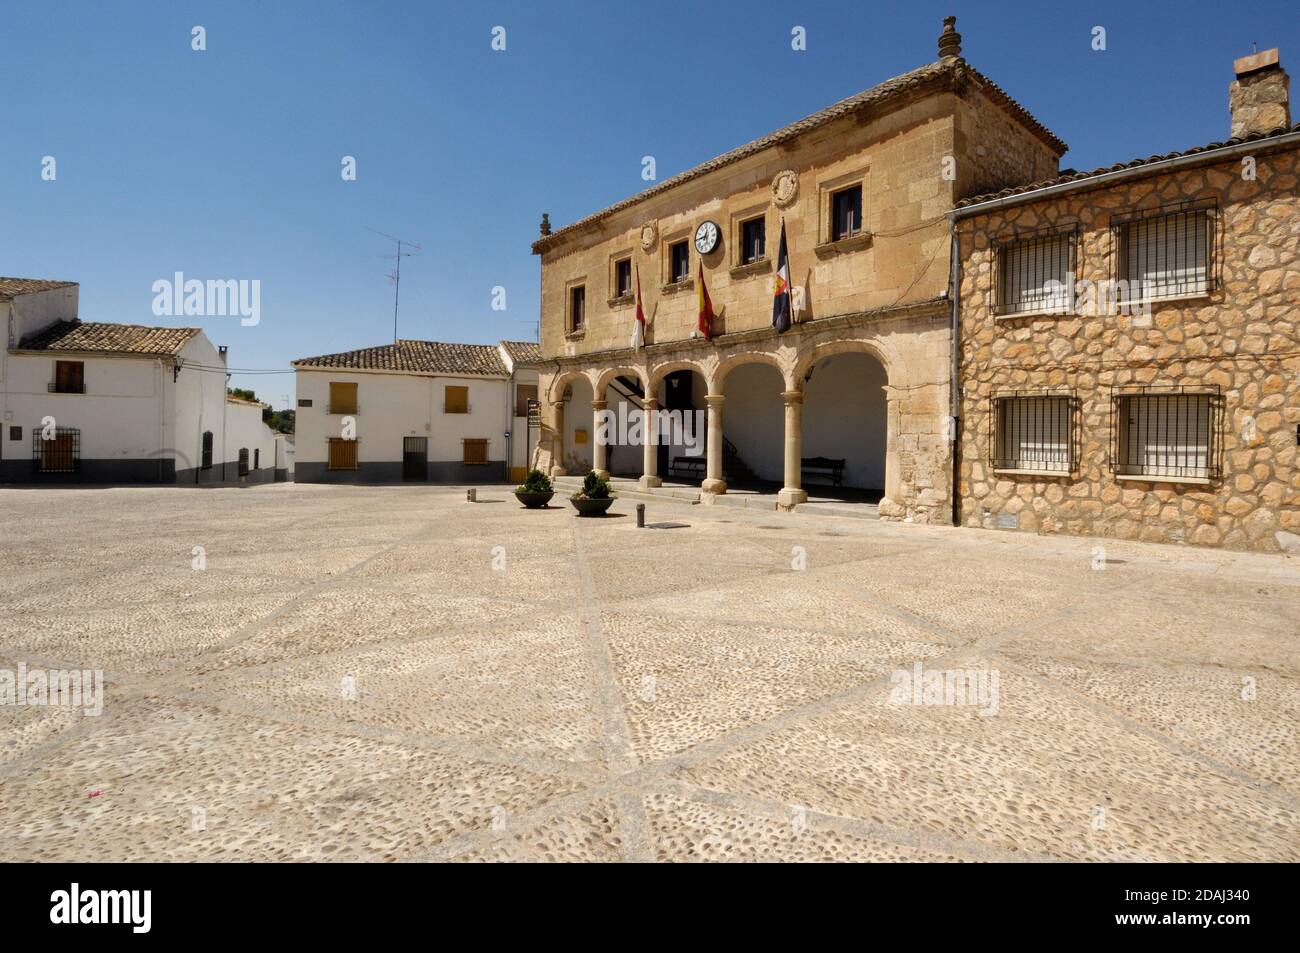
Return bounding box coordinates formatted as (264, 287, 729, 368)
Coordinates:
(781, 389, 805, 405)
(642, 397, 661, 410)
(590, 399, 608, 411)
(705, 393, 726, 406)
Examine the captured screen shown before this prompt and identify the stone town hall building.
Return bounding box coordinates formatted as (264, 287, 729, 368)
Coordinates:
(527, 18, 1298, 553)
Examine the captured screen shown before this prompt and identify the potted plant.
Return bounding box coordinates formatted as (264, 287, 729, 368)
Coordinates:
(514, 468, 555, 508)
(569, 470, 615, 517)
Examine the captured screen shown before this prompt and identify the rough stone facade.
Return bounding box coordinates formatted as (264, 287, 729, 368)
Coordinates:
(530, 42, 1063, 522)
(955, 144, 1300, 552)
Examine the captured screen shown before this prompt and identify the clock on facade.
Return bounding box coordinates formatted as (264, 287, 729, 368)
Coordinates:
(694, 220, 720, 255)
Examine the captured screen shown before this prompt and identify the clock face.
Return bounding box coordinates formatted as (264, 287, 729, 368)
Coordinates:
(694, 220, 720, 255)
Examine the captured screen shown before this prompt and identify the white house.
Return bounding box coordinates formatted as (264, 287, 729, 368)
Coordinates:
(292, 339, 539, 483)
(0, 276, 278, 484)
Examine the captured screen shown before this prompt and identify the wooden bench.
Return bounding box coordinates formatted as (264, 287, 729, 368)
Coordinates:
(668, 456, 706, 479)
(801, 456, 846, 487)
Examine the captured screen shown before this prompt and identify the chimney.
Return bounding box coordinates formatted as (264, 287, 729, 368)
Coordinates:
(539, 212, 552, 237)
(1229, 47, 1290, 138)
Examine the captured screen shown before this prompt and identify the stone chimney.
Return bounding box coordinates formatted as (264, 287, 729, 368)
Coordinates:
(1229, 48, 1290, 138)
(938, 16, 961, 60)
(539, 212, 552, 237)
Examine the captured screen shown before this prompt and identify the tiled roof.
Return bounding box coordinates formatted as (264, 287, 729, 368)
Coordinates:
(533, 57, 1066, 253)
(499, 340, 542, 366)
(291, 339, 508, 376)
(955, 122, 1300, 210)
(0, 277, 77, 301)
(15, 319, 199, 357)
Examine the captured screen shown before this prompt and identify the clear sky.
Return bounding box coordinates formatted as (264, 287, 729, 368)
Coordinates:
(1, 0, 1295, 403)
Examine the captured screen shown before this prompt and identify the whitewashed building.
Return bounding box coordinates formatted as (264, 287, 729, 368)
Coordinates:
(1, 276, 279, 484)
(292, 339, 540, 483)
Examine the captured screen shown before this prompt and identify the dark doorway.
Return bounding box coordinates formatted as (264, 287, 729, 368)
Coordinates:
(403, 436, 427, 481)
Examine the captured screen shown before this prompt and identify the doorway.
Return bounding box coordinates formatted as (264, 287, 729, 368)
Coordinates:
(402, 436, 427, 481)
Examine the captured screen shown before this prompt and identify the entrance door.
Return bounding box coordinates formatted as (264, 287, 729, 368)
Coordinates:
(402, 436, 427, 481)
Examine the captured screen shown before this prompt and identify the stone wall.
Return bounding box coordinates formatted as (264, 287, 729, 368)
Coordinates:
(956, 145, 1300, 552)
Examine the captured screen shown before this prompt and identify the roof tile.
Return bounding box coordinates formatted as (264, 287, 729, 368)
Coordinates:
(16, 319, 199, 357)
(292, 339, 508, 376)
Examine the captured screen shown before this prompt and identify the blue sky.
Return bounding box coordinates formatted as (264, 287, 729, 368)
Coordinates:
(1, 0, 1295, 403)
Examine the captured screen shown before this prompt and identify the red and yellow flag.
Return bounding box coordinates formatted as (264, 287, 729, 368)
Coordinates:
(697, 261, 714, 340)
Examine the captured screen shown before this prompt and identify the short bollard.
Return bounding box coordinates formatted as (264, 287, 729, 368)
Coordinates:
(636, 503, 645, 528)
(466, 488, 477, 503)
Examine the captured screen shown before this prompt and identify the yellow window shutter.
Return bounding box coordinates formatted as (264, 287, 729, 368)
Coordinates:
(329, 382, 358, 414)
(445, 385, 469, 414)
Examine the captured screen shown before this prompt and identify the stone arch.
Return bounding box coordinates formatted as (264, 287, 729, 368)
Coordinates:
(546, 368, 596, 405)
(714, 351, 790, 394)
(593, 365, 649, 402)
(647, 358, 712, 397)
(791, 338, 895, 389)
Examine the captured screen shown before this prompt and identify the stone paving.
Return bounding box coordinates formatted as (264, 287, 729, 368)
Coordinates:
(0, 483, 1296, 862)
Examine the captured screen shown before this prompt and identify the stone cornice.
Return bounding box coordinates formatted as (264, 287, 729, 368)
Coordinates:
(518, 296, 948, 370)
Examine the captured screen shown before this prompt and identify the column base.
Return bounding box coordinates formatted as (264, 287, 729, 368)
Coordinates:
(776, 487, 807, 508)
(638, 475, 662, 490)
(701, 478, 727, 495)
(550, 466, 566, 479)
(593, 469, 610, 481)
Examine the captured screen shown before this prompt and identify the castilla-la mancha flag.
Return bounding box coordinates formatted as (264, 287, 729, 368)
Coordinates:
(630, 264, 646, 350)
(697, 261, 715, 340)
(772, 218, 792, 334)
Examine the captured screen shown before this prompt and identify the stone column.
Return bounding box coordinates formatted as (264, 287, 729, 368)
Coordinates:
(590, 399, 609, 480)
(883, 385, 901, 504)
(638, 397, 662, 490)
(777, 389, 807, 508)
(549, 399, 565, 479)
(702, 394, 726, 495)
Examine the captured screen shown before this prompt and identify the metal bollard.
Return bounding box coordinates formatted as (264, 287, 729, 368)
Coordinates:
(636, 503, 645, 528)
(467, 488, 477, 503)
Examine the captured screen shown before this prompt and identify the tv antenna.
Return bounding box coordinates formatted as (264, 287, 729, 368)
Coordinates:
(367, 227, 422, 342)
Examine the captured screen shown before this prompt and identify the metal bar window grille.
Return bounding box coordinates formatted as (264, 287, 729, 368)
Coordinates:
(1114, 201, 1217, 301)
(990, 393, 1076, 472)
(994, 230, 1074, 316)
(1110, 387, 1222, 480)
(32, 427, 80, 473)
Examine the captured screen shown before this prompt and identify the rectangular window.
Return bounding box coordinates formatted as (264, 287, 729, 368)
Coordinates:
(514, 383, 538, 418)
(33, 428, 79, 472)
(996, 234, 1073, 315)
(463, 438, 488, 465)
(669, 241, 690, 282)
(1114, 392, 1218, 481)
(328, 381, 358, 415)
(831, 186, 862, 241)
(741, 217, 766, 264)
(568, 285, 586, 333)
(297, 398, 313, 408)
(327, 438, 359, 470)
(201, 431, 214, 470)
(254, 448, 260, 470)
(614, 258, 632, 298)
(238, 448, 250, 477)
(444, 385, 469, 414)
(1119, 207, 1212, 301)
(9, 426, 21, 441)
(52, 360, 85, 394)
(992, 395, 1074, 473)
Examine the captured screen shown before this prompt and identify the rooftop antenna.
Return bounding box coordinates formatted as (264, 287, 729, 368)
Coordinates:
(367, 227, 422, 342)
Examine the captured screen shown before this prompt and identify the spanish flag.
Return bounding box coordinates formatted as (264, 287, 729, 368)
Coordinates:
(772, 218, 792, 334)
(697, 260, 714, 340)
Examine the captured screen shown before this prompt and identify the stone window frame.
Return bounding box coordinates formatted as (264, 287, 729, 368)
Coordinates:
(608, 251, 635, 307)
(661, 230, 694, 292)
(815, 165, 872, 256)
(1110, 199, 1220, 308)
(1108, 384, 1223, 485)
(729, 201, 772, 279)
(990, 222, 1081, 320)
(988, 389, 1080, 477)
(564, 276, 588, 339)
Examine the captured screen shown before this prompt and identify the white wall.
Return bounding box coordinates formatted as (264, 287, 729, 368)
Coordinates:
(802, 352, 887, 490)
(721, 363, 786, 482)
(173, 333, 228, 476)
(225, 400, 278, 476)
(295, 369, 509, 467)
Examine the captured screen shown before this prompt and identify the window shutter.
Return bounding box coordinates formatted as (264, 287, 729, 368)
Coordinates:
(1124, 211, 1208, 299)
(329, 382, 358, 414)
(445, 385, 469, 414)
